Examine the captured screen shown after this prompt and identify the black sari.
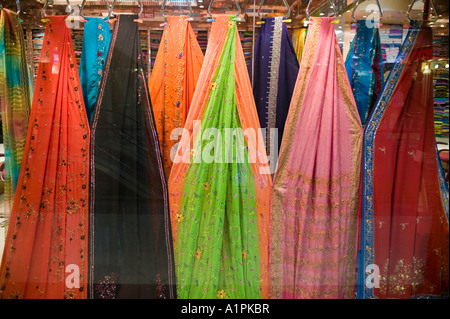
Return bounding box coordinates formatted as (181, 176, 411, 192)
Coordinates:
(89, 14, 176, 299)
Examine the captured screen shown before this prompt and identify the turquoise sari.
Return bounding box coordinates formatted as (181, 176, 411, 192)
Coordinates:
(345, 20, 384, 126)
(79, 17, 111, 125)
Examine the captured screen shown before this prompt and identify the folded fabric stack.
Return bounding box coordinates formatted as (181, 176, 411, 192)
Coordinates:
(379, 24, 403, 64)
(31, 29, 44, 78)
(150, 29, 163, 72)
(434, 67, 449, 137)
(239, 30, 253, 68)
(72, 29, 84, 66)
(139, 29, 149, 76)
(195, 29, 208, 54)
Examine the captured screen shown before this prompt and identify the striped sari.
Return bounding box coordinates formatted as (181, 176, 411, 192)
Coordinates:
(0, 8, 31, 218)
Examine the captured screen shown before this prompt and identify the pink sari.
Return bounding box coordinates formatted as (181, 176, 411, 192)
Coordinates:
(270, 17, 363, 299)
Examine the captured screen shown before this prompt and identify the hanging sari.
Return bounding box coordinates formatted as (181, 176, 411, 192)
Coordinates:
(0, 16, 89, 299)
(168, 16, 272, 299)
(292, 27, 307, 64)
(89, 14, 175, 299)
(0, 9, 31, 218)
(359, 21, 449, 299)
(79, 17, 111, 125)
(251, 17, 299, 161)
(345, 19, 384, 126)
(270, 17, 363, 299)
(149, 16, 204, 177)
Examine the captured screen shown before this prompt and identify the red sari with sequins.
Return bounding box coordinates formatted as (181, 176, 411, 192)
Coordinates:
(0, 16, 90, 299)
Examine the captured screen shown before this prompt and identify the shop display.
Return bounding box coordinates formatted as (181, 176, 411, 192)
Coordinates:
(270, 17, 363, 299)
(251, 16, 299, 159)
(345, 19, 383, 126)
(79, 17, 111, 125)
(0, 15, 89, 299)
(0, 8, 31, 218)
(168, 15, 272, 299)
(360, 20, 449, 299)
(89, 14, 175, 299)
(149, 15, 204, 177)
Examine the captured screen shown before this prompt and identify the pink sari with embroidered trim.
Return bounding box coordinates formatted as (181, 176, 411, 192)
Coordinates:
(270, 17, 363, 299)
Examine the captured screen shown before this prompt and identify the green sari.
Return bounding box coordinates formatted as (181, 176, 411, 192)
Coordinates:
(170, 16, 271, 299)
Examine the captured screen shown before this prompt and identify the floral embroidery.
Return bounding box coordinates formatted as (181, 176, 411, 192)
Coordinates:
(95, 273, 118, 299)
(64, 289, 77, 299)
(156, 274, 167, 299)
(195, 249, 202, 259)
(175, 213, 184, 223)
(9, 291, 24, 299)
(217, 289, 226, 299)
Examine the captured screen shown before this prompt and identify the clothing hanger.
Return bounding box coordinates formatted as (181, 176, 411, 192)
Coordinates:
(103, 0, 144, 24)
(42, 0, 50, 22)
(406, 0, 438, 24)
(42, 0, 75, 21)
(352, 0, 383, 23)
(257, 0, 291, 25)
(306, 0, 339, 23)
(207, 0, 242, 22)
(161, 0, 193, 18)
(79, 0, 112, 22)
(14, 0, 24, 22)
(64, 0, 86, 23)
(160, 0, 193, 26)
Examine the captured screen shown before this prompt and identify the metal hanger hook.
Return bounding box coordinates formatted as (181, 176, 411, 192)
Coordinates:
(208, 0, 241, 18)
(258, 0, 291, 20)
(161, 0, 193, 18)
(407, 0, 438, 23)
(352, 0, 383, 22)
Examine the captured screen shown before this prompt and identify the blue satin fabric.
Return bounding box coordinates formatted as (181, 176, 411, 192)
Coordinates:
(79, 17, 111, 125)
(345, 20, 384, 126)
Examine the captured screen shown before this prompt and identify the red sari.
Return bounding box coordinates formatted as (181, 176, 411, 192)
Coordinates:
(0, 16, 89, 299)
(360, 22, 449, 299)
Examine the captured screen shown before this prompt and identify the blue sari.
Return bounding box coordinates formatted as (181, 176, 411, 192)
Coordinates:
(250, 17, 299, 163)
(345, 20, 383, 126)
(79, 17, 111, 125)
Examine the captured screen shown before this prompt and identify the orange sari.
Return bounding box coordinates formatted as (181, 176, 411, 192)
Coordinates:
(149, 16, 204, 177)
(0, 16, 89, 299)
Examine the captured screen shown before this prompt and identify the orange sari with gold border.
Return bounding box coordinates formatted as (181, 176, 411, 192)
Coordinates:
(149, 16, 204, 177)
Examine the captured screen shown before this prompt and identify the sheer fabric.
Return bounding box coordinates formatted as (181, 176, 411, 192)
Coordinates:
(345, 20, 384, 126)
(251, 17, 299, 159)
(0, 16, 89, 299)
(79, 17, 111, 125)
(149, 16, 204, 177)
(168, 16, 272, 299)
(271, 17, 363, 299)
(359, 21, 449, 299)
(0, 9, 31, 218)
(89, 14, 175, 299)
